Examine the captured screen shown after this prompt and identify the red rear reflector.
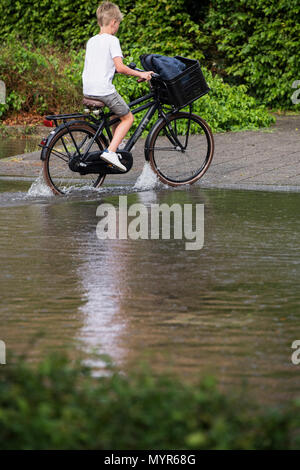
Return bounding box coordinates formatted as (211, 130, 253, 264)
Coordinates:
(40, 138, 47, 146)
(43, 119, 54, 127)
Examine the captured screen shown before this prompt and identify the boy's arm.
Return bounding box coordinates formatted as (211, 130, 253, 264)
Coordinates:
(113, 57, 153, 81)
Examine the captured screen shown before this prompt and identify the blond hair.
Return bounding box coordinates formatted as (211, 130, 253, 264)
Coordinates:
(96, 2, 123, 27)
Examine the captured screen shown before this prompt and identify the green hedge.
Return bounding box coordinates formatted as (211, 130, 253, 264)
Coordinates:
(0, 39, 79, 119)
(0, 353, 299, 450)
(0, 0, 202, 53)
(202, 0, 300, 109)
(0, 0, 104, 48)
(0, 0, 299, 110)
(0, 37, 274, 132)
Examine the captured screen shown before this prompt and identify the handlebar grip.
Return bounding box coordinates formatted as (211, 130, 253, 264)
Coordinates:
(128, 62, 161, 79)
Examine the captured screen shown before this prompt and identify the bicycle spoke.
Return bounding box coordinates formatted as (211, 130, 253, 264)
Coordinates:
(44, 125, 105, 194)
(77, 133, 90, 151)
(162, 127, 179, 148)
(60, 135, 72, 158)
(149, 114, 212, 184)
(49, 149, 69, 163)
(148, 147, 179, 151)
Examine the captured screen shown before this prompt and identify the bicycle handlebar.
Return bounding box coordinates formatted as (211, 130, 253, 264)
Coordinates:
(128, 62, 160, 79)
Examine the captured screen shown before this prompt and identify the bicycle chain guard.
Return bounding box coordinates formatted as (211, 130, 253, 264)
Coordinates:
(70, 150, 133, 175)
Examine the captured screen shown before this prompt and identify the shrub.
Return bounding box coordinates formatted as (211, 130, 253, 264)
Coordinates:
(0, 28, 275, 132)
(0, 0, 299, 110)
(202, 0, 300, 110)
(0, 0, 112, 49)
(0, 0, 203, 53)
(118, 0, 205, 59)
(0, 38, 80, 117)
(0, 37, 274, 132)
(0, 353, 299, 450)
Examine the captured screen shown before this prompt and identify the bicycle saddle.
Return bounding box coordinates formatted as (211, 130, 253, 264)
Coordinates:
(83, 97, 105, 108)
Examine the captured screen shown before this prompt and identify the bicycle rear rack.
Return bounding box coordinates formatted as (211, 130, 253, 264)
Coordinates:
(44, 112, 99, 128)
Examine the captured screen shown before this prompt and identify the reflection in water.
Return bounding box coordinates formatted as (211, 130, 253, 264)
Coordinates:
(0, 202, 85, 357)
(0, 136, 41, 160)
(76, 191, 159, 364)
(77, 234, 126, 364)
(0, 186, 299, 403)
(76, 189, 206, 365)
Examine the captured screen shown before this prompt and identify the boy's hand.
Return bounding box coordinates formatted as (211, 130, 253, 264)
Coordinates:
(138, 71, 154, 82)
(114, 58, 155, 81)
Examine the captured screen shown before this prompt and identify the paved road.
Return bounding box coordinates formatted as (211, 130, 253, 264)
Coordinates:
(0, 115, 299, 192)
(202, 115, 300, 192)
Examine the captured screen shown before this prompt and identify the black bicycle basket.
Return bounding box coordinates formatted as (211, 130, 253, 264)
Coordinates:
(140, 55, 210, 108)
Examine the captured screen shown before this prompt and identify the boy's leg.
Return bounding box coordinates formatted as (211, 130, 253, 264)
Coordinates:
(108, 112, 134, 153)
(109, 115, 119, 136)
(96, 91, 132, 171)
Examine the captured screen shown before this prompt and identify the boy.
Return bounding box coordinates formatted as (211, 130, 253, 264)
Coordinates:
(82, 2, 153, 171)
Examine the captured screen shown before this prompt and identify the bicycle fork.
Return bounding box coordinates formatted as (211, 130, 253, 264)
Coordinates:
(162, 105, 193, 151)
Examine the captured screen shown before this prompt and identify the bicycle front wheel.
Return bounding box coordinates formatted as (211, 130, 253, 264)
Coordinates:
(148, 112, 214, 186)
(43, 122, 106, 195)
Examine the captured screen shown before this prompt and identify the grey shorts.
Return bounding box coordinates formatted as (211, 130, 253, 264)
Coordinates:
(85, 91, 130, 117)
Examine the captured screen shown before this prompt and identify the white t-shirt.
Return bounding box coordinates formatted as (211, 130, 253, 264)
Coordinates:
(82, 33, 123, 96)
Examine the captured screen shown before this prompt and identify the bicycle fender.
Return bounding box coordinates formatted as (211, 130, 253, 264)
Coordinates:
(40, 128, 59, 161)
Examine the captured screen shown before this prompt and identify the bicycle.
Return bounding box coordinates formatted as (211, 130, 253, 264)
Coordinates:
(40, 57, 214, 195)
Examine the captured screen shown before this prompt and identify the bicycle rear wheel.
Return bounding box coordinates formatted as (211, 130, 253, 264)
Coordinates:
(43, 122, 106, 195)
(148, 112, 214, 186)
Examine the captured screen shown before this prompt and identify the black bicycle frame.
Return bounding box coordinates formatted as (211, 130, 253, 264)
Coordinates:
(44, 88, 188, 163)
(124, 94, 160, 152)
(79, 91, 160, 161)
(95, 91, 187, 156)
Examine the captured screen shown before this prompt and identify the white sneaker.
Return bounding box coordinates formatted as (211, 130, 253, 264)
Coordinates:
(100, 150, 127, 172)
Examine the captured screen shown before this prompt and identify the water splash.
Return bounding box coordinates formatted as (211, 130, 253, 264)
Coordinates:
(26, 163, 165, 199)
(133, 162, 161, 191)
(27, 172, 53, 197)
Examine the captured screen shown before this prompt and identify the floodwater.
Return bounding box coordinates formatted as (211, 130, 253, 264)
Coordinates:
(0, 167, 299, 404)
(0, 135, 41, 160)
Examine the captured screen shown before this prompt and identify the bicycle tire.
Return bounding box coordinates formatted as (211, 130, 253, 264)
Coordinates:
(147, 112, 214, 186)
(43, 122, 106, 195)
